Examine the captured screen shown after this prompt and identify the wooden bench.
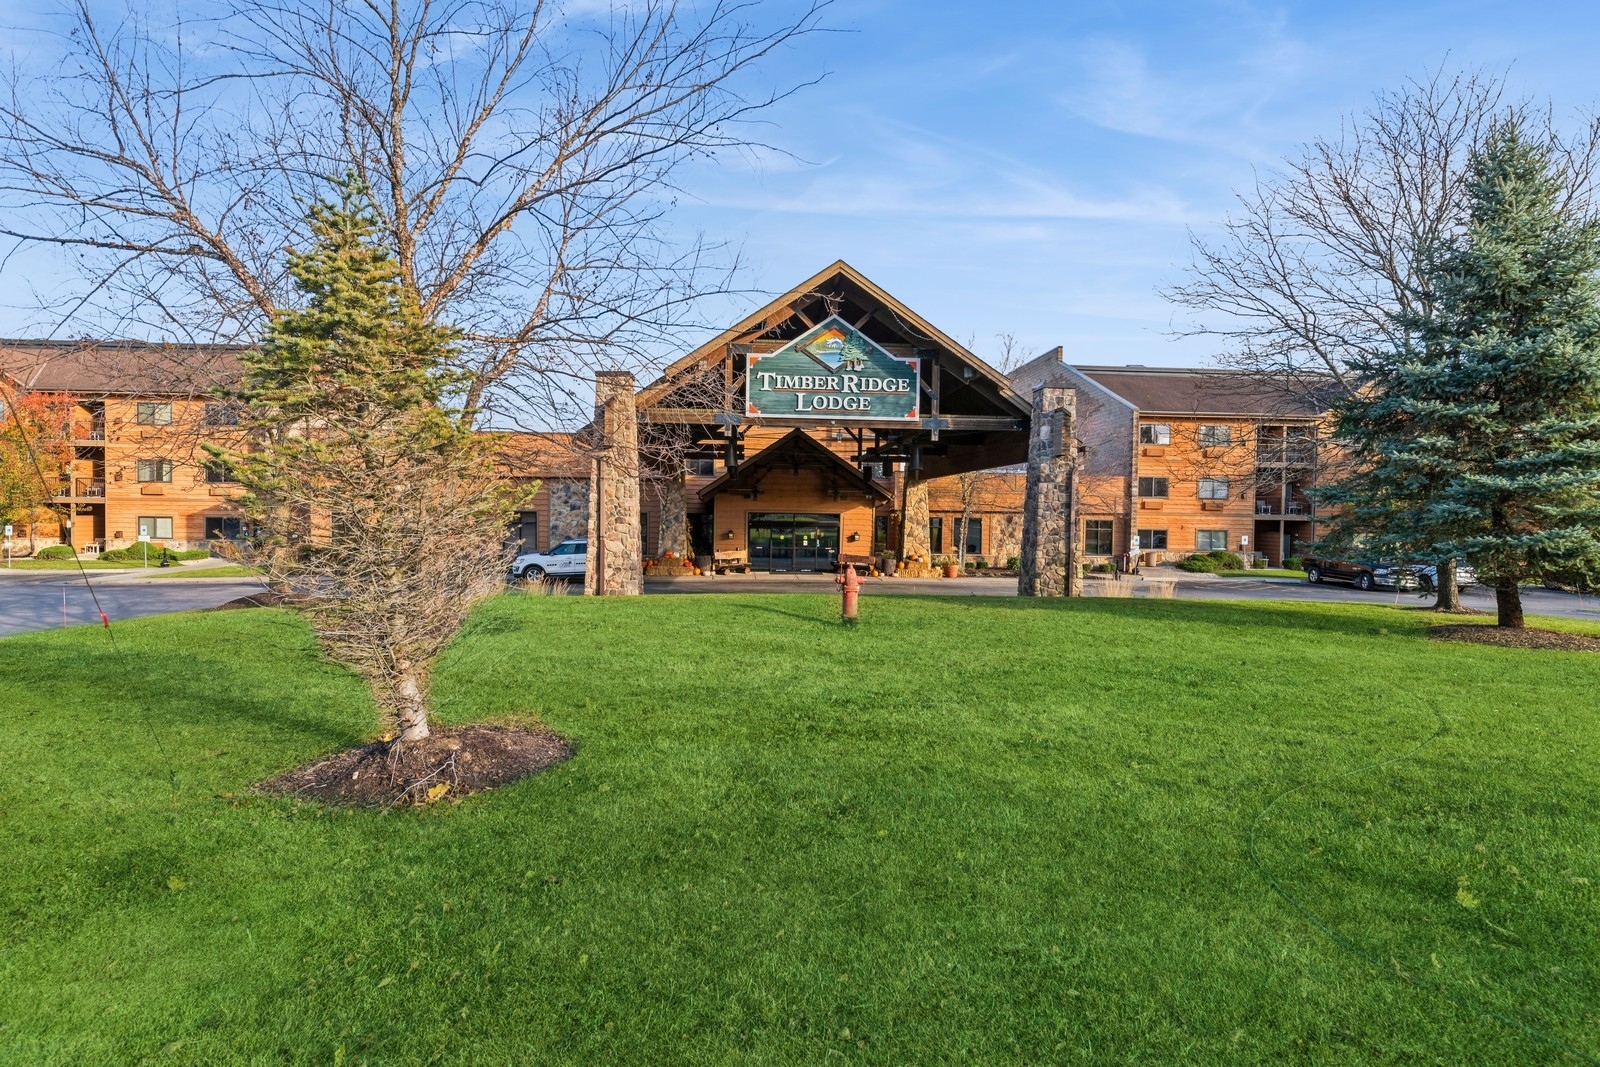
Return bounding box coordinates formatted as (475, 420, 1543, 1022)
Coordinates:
(712, 550, 751, 575)
(836, 552, 875, 574)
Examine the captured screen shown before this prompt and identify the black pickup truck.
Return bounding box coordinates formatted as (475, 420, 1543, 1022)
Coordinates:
(1302, 557, 1421, 592)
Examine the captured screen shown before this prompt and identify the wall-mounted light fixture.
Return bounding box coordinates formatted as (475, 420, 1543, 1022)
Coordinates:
(847, 531, 861, 543)
(723, 530, 734, 539)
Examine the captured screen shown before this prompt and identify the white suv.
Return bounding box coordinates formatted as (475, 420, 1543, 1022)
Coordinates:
(510, 539, 588, 580)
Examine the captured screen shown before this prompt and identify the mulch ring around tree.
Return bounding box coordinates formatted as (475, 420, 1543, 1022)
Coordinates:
(258, 724, 575, 806)
(1429, 623, 1600, 653)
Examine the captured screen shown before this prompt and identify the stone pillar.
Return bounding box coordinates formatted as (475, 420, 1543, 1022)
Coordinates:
(547, 481, 591, 546)
(585, 371, 642, 596)
(901, 479, 930, 559)
(1018, 386, 1079, 597)
(658, 476, 692, 559)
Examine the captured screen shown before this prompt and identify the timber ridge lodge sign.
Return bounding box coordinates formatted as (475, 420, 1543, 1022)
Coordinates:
(745, 316, 920, 421)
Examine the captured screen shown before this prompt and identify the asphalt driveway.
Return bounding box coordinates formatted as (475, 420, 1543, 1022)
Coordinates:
(6, 566, 1597, 639)
(0, 571, 264, 638)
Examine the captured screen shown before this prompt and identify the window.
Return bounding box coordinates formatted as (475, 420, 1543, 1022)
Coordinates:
(1137, 529, 1168, 550)
(1198, 424, 1232, 448)
(874, 515, 889, 553)
(962, 517, 983, 557)
(1198, 477, 1231, 500)
(640, 512, 650, 556)
(203, 459, 236, 483)
(928, 516, 944, 554)
(1084, 519, 1113, 555)
(203, 402, 240, 427)
(1138, 476, 1169, 498)
(136, 458, 174, 483)
(204, 516, 243, 540)
(1139, 423, 1171, 445)
(137, 516, 175, 540)
(686, 458, 715, 477)
(136, 402, 172, 426)
(1196, 529, 1228, 552)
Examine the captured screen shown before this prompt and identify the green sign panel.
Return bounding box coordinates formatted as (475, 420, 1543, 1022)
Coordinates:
(745, 316, 920, 422)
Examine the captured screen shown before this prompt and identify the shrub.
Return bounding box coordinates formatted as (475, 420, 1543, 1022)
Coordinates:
(1175, 550, 1246, 573)
(1005, 555, 1020, 570)
(98, 545, 211, 563)
(1283, 556, 1304, 571)
(1251, 558, 1267, 569)
(35, 544, 76, 560)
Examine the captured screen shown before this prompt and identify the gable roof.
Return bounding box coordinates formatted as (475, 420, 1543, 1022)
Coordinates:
(1010, 355, 1342, 419)
(0, 340, 248, 396)
(639, 260, 1029, 417)
(493, 431, 588, 479)
(1072, 366, 1340, 418)
(696, 428, 892, 503)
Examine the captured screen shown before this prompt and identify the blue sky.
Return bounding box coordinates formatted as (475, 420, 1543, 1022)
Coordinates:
(672, 0, 1600, 369)
(3, 0, 1600, 373)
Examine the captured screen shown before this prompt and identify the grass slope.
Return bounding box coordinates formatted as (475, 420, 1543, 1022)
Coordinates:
(1, 596, 1597, 1065)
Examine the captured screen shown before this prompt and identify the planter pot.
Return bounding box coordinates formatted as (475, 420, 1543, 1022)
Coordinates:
(942, 563, 960, 578)
(882, 557, 898, 577)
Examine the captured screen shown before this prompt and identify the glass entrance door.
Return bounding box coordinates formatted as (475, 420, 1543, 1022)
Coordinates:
(747, 513, 841, 572)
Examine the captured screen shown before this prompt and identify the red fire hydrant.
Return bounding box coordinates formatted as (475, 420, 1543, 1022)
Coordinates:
(837, 562, 862, 622)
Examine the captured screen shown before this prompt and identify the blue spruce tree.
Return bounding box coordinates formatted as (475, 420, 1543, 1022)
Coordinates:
(1328, 119, 1600, 628)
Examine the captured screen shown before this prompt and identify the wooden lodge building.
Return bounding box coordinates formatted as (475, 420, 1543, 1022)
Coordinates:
(2, 261, 1337, 574)
(504, 263, 1337, 573)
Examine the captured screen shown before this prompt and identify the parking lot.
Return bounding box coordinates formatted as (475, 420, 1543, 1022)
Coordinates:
(5, 566, 1598, 639)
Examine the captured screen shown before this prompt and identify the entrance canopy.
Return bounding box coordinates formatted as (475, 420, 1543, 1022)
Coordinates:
(697, 429, 892, 504)
(638, 261, 1031, 479)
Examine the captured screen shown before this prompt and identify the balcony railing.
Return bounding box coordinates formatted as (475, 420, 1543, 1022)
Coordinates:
(73, 423, 107, 441)
(54, 480, 106, 499)
(1254, 500, 1314, 517)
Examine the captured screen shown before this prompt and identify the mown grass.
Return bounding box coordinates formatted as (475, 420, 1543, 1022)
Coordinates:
(132, 564, 261, 579)
(1, 558, 135, 570)
(2, 595, 1597, 1065)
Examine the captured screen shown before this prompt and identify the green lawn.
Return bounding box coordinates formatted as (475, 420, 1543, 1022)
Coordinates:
(1, 558, 136, 570)
(2, 596, 1597, 1065)
(134, 564, 261, 579)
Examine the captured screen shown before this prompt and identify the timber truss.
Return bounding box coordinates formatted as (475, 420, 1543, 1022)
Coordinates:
(635, 261, 1032, 480)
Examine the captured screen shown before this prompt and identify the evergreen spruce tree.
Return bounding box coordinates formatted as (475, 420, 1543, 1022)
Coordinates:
(1325, 120, 1600, 628)
(229, 174, 519, 748)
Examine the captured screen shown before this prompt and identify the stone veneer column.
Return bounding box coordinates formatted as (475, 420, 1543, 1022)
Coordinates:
(901, 478, 931, 559)
(658, 476, 691, 558)
(584, 371, 642, 596)
(1018, 385, 1079, 597)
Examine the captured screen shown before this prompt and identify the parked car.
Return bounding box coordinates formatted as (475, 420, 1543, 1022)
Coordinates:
(1302, 557, 1421, 592)
(1413, 563, 1478, 592)
(509, 538, 588, 580)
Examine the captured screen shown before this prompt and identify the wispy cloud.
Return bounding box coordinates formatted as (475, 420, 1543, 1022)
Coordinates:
(694, 114, 1198, 227)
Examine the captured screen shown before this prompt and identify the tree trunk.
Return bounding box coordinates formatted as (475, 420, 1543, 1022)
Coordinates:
(1433, 558, 1461, 612)
(1494, 578, 1524, 629)
(396, 672, 431, 741)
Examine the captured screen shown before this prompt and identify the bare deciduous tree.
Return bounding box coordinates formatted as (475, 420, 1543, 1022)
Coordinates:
(0, 0, 827, 428)
(1164, 68, 1600, 608)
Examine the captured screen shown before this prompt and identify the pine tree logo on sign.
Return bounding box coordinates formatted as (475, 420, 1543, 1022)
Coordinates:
(745, 316, 920, 422)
